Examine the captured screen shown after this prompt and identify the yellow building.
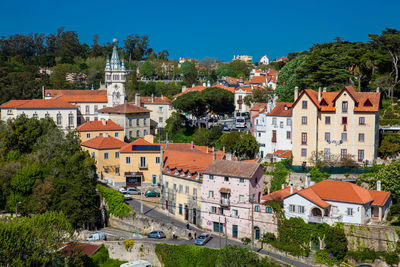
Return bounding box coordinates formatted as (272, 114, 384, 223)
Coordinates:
(80, 135, 127, 185)
(119, 138, 162, 187)
(292, 86, 380, 166)
(77, 119, 125, 142)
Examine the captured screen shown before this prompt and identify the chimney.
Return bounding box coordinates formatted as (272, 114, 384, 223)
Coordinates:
(161, 94, 164, 100)
(281, 184, 285, 190)
(42, 86, 45, 99)
(223, 146, 225, 153)
(182, 85, 187, 93)
(192, 84, 195, 88)
(213, 151, 216, 160)
(294, 86, 299, 100)
(376, 87, 380, 93)
(267, 187, 270, 194)
(191, 141, 194, 149)
(151, 93, 154, 103)
(323, 87, 327, 92)
(206, 147, 209, 153)
(226, 153, 232, 161)
(377, 180, 381, 191)
(289, 185, 293, 194)
(135, 93, 140, 106)
(318, 87, 322, 102)
(203, 82, 206, 87)
(207, 80, 211, 87)
(305, 173, 311, 188)
(102, 119, 106, 126)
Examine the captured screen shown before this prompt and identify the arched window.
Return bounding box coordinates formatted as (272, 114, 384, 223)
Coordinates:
(56, 113, 62, 126)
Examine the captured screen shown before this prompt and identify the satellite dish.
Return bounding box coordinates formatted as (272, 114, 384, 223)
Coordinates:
(113, 38, 117, 43)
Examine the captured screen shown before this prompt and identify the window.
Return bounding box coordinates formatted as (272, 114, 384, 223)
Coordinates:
(302, 100, 307, 109)
(301, 116, 307, 125)
(165, 181, 169, 189)
(159, 117, 163, 123)
(115, 152, 119, 159)
(358, 133, 365, 142)
(301, 132, 307, 145)
(342, 101, 348, 113)
(325, 116, 331, 125)
(254, 205, 260, 212)
(359, 117, 365, 125)
(272, 117, 277, 125)
(68, 113, 74, 126)
(129, 119, 132, 127)
(126, 157, 131, 164)
(209, 175, 214, 180)
(179, 204, 183, 215)
(239, 195, 245, 203)
(324, 148, 330, 160)
(104, 153, 109, 160)
(211, 206, 217, 214)
(341, 133, 347, 142)
(129, 131, 132, 137)
(140, 156, 146, 168)
(116, 167, 120, 174)
(144, 129, 147, 136)
(325, 132, 330, 141)
(266, 207, 272, 213)
(56, 113, 62, 126)
(301, 148, 307, 157)
(113, 132, 119, 138)
(232, 209, 238, 218)
(239, 178, 244, 183)
(33, 113, 38, 119)
(91, 152, 95, 158)
(218, 207, 223, 215)
(156, 156, 160, 164)
(185, 186, 189, 195)
(280, 121, 284, 128)
(85, 117, 89, 122)
(104, 168, 109, 173)
(358, 150, 364, 162)
(224, 176, 229, 182)
(341, 149, 347, 158)
(85, 105, 89, 114)
(136, 119, 140, 126)
(143, 118, 146, 125)
(272, 130, 277, 142)
(193, 188, 197, 198)
(136, 130, 140, 137)
(86, 133, 91, 139)
(45, 113, 50, 118)
(173, 184, 177, 191)
(289, 204, 295, 212)
(209, 191, 214, 198)
(178, 185, 183, 193)
(287, 118, 292, 126)
(298, 206, 305, 213)
(286, 131, 291, 140)
(342, 117, 347, 125)
(94, 105, 98, 114)
(159, 106, 163, 112)
(347, 208, 353, 216)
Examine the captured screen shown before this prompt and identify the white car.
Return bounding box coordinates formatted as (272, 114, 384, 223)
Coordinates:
(123, 193, 132, 200)
(127, 188, 141, 195)
(119, 188, 128, 194)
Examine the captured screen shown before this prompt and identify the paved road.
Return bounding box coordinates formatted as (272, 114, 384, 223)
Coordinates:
(124, 198, 313, 267)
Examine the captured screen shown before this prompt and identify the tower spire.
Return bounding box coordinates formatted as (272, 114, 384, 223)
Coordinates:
(111, 38, 120, 70)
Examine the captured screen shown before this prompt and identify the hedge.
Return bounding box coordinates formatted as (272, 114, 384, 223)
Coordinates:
(155, 244, 219, 267)
(96, 184, 132, 218)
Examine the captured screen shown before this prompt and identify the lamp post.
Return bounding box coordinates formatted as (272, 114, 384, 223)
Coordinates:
(140, 175, 143, 214)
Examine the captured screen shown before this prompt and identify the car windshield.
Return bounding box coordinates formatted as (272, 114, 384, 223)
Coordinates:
(237, 119, 244, 122)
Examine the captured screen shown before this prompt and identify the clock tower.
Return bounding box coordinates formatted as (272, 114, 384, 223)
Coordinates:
(105, 39, 126, 107)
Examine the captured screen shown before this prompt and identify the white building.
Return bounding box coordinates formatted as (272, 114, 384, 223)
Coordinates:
(137, 94, 172, 130)
(260, 55, 269, 65)
(0, 99, 78, 130)
(254, 102, 292, 160)
(283, 180, 391, 225)
(234, 87, 252, 113)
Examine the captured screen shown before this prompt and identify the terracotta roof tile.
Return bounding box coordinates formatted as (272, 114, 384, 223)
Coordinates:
(0, 99, 77, 109)
(266, 102, 292, 117)
(251, 103, 269, 111)
(120, 138, 161, 153)
(262, 186, 298, 202)
(174, 85, 234, 98)
(369, 190, 391, 206)
(250, 76, 267, 84)
(203, 160, 262, 179)
(59, 242, 101, 257)
(81, 135, 127, 149)
(77, 120, 123, 132)
(297, 187, 331, 208)
(140, 96, 172, 105)
(45, 89, 107, 97)
(235, 86, 252, 93)
(56, 94, 108, 103)
(98, 103, 150, 114)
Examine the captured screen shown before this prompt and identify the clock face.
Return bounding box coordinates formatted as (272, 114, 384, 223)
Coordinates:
(114, 84, 118, 89)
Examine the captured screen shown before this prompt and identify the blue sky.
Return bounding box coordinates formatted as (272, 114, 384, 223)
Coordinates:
(1, 0, 399, 62)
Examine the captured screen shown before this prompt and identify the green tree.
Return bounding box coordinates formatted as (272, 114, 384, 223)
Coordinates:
(180, 61, 198, 86)
(309, 166, 330, 183)
(324, 225, 348, 260)
(216, 64, 236, 78)
(216, 245, 259, 267)
(373, 160, 400, 202)
(165, 112, 188, 133)
(229, 60, 252, 78)
(172, 91, 206, 128)
(270, 163, 289, 192)
(243, 87, 274, 107)
(140, 60, 155, 78)
(202, 87, 235, 115)
(218, 132, 258, 159)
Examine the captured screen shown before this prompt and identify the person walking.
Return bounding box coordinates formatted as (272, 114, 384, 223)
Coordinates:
(194, 232, 197, 239)
(188, 232, 192, 240)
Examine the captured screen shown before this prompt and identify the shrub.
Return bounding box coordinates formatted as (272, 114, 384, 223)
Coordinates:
(315, 250, 342, 265)
(324, 226, 348, 260)
(96, 184, 132, 218)
(155, 244, 219, 267)
(123, 239, 135, 252)
(91, 244, 126, 266)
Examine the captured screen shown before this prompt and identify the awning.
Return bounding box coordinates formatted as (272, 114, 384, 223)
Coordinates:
(219, 188, 231, 194)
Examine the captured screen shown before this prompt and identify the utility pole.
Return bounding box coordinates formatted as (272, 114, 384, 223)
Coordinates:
(225, 217, 228, 246)
(219, 216, 221, 249)
(140, 174, 143, 214)
(251, 198, 254, 250)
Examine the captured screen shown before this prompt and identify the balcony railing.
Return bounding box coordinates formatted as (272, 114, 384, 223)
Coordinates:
(308, 216, 323, 223)
(220, 198, 230, 207)
(139, 164, 148, 169)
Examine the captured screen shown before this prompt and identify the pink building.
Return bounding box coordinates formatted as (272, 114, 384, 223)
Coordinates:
(201, 160, 276, 241)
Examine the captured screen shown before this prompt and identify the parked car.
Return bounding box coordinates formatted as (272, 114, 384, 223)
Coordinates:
(147, 231, 165, 239)
(119, 188, 128, 194)
(124, 193, 132, 200)
(87, 232, 106, 241)
(194, 233, 212, 246)
(145, 190, 160, 197)
(127, 188, 141, 195)
(120, 260, 152, 267)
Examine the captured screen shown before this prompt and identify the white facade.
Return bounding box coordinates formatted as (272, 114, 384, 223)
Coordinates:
(105, 42, 126, 107)
(260, 55, 269, 65)
(234, 88, 252, 113)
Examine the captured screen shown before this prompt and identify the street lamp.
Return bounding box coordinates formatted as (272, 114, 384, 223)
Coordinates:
(16, 201, 21, 217)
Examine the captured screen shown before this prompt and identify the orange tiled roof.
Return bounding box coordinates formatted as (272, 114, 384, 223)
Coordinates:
(59, 242, 101, 257)
(56, 94, 108, 103)
(226, 77, 238, 85)
(140, 96, 172, 105)
(76, 120, 123, 132)
(293, 86, 380, 113)
(45, 89, 107, 97)
(250, 76, 267, 84)
(266, 102, 292, 117)
(98, 103, 150, 114)
(262, 186, 298, 202)
(120, 138, 161, 153)
(174, 85, 234, 98)
(81, 135, 127, 149)
(297, 187, 331, 208)
(235, 86, 252, 93)
(369, 190, 391, 206)
(0, 99, 76, 109)
(251, 103, 269, 112)
(204, 159, 262, 179)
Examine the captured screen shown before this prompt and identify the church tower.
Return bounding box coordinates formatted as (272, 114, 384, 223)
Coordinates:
(105, 38, 126, 107)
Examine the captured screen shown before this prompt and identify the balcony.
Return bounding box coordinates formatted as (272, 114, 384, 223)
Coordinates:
(220, 198, 230, 207)
(139, 164, 148, 169)
(308, 215, 343, 224)
(308, 216, 323, 223)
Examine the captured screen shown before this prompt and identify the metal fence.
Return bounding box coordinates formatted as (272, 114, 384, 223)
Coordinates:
(285, 165, 367, 174)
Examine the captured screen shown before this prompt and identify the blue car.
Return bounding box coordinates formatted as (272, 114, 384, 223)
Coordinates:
(147, 230, 166, 239)
(194, 233, 212, 245)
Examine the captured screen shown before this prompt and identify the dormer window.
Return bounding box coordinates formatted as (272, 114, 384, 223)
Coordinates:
(364, 99, 373, 107)
(46, 92, 51, 96)
(320, 99, 328, 106)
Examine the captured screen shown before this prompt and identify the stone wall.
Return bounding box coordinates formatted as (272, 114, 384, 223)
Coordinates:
(109, 214, 192, 239)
